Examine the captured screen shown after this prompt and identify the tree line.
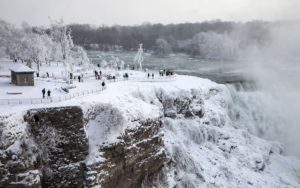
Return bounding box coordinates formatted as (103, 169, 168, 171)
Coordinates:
(69, 20, 271, 59)
(0, 19, 274, 62)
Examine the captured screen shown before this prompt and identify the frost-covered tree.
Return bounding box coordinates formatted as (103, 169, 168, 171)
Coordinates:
(50, 19, 90, 73)
(187, 32, 239, 60)
(118, 60, 125, 70)
(155, 38, 172, 56)
(100, 59, 108, 68)
(70, 45, 90, 70)
(21, 33, 53, 70)
(133, 43, 144, 71)
(109, 56, 118, 69)
(49, 19, 74, 78)
(0, 20, 25, 60)
(1, 19, 90, 75)
(1, 20, 52, 69)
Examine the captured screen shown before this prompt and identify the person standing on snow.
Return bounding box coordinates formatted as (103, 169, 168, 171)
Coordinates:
(42, 88, 46, 98)
(47, 90, 51, 98)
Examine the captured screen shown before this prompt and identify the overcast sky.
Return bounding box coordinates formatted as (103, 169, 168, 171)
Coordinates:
(0, 0, 299, 26)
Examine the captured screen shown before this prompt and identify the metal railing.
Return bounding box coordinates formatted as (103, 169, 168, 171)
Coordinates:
(0, 88, 105, 105)
(128, 75, 177, 82)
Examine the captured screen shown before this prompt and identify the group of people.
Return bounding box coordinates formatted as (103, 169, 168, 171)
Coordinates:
(42, 88, 51, 98)
(159, 69, 174, 76)
(123, 73, 129, 80)
(70, 73, 83, 82)
(147, 73, 155, 78)
(94, 70, 102, 80)
(147, 70, 175, 79)
(106, 74, 116, 81)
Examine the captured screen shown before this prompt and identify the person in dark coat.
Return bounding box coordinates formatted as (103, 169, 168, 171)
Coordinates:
(148, 73, 150, 78)
(47, 90, 51, 98)
(95, 71, 98, 79)
(152, 73, 154, 79)
(42, 88, 46, 98)
(102, 81, 105, 88)
(78, 76, 81, 82)
(46, 72, 49, 78)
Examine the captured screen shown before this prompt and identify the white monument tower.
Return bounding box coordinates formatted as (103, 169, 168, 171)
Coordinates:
(134, 43, 144, 71)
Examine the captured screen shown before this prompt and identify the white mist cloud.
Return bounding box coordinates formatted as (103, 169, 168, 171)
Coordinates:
(246, 22, 300, 157)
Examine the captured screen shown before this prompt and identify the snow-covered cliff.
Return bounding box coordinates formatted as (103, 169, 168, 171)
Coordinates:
(0, 75, 299, 187)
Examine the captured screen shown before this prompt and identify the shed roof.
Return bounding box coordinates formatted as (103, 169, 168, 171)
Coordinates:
(10, 64, 35, 73)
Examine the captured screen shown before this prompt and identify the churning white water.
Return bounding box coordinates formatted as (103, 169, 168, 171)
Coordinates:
(226, 81, 300, 157)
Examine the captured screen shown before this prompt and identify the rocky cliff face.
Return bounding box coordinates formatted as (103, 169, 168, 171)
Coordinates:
(83, 104, 167, 188)
(85, 119, 166, 188)
(0, 107, 89, 187)
(25, 107, 88, 188)
(0, 105, 167, 188)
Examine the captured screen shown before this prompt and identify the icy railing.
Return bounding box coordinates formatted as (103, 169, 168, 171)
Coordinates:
(128, 75, 177, 82)
(0, 88, 105, 105)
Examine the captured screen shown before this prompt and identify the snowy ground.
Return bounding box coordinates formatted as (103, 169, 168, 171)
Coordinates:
(1, 59, 300, 187)
(0, 59, 172, 102)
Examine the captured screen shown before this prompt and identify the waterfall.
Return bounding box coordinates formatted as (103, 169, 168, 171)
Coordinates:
(226, 82, 290, 152)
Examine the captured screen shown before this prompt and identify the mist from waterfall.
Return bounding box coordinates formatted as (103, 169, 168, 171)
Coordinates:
(228, 21, 300, 157)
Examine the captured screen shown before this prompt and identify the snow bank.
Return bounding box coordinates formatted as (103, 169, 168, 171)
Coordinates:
(1, 75, 300, 187)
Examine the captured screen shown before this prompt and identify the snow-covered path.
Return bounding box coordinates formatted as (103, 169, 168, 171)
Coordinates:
(0, 74, 177, 105)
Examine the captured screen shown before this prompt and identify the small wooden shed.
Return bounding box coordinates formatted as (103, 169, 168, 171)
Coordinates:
(10, 64, 35, 86)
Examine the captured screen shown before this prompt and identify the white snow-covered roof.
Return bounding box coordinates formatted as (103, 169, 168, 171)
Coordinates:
(10, 64, 35, 73)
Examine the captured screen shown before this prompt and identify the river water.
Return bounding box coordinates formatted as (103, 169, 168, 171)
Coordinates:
(87, 50, 256, 84)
